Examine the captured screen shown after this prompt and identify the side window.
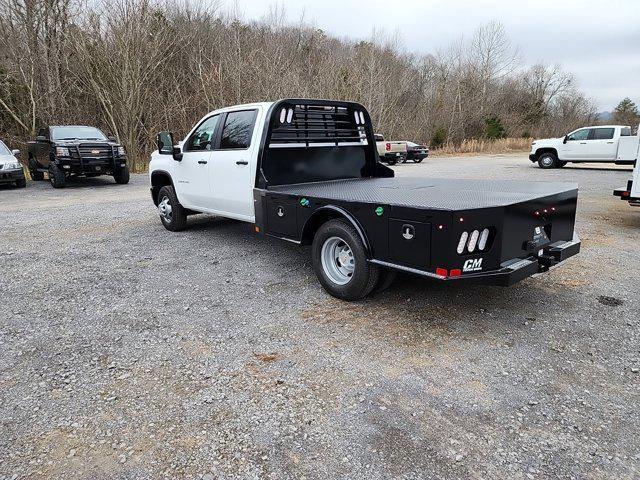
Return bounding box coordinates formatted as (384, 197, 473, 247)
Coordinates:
(567, 129, 589, 141)
(219, 110, 258, 150)
(593, 128, 615, 140)
(185, 115, 220, 151)
(620, 127, 631, 137)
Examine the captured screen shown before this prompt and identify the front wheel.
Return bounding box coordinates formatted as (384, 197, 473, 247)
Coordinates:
(48, 164, 66, 188)
(537, 153, 558, 169)
(157, 185, 187, 231)
(387, 158, 397, 166)
(413, 157, 424, 163)
(312, 219, 379, 301)
(16, 178, 27, 188)
(113, 166, 130, 184)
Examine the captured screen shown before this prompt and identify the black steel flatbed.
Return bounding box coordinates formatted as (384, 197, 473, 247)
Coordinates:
(268, 177, 578, 211)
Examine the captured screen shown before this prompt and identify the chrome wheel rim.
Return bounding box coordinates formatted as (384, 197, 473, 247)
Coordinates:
(541, 156, 553, 167)
(158, 196, 173, 223)
(321, 236, 355, 285)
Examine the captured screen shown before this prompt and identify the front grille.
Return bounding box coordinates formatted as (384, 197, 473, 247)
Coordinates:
(70, 143, 113, 165)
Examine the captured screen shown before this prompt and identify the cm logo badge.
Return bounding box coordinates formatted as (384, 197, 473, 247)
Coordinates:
(463, 258, 483, 272)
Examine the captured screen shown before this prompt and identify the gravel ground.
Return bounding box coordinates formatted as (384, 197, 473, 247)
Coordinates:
(1, 155, 638, 480)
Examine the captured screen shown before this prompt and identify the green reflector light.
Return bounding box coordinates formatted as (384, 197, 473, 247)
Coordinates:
(300, 198, 310, 207)
(375, 206, 384, 216)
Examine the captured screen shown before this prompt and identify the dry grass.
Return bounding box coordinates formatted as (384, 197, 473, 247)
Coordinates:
(432, 137, 533, 156)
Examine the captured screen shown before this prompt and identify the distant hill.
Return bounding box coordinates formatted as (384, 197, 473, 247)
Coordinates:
(597, 111, 613, 122)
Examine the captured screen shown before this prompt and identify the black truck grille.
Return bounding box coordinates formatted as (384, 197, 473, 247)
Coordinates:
(70, 143, 113, 164)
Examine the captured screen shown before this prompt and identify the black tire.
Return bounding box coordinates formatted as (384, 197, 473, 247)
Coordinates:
(312, 219, 379, 301)
(374, 268, 397, 294)
(113, 166, 130, 184)
(29, 157, 44, 181)
(537, 152, 558, 169)
(157, 185, 187, 232)
(48, 164, 66, 188)
(16, 178, 27, 188)
(557, 161, 567, 168)
(387, 158, 397, 166)
(413, 157, 424, 163)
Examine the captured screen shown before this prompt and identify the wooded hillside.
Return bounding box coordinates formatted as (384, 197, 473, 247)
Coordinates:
(0, 0, 598, 170)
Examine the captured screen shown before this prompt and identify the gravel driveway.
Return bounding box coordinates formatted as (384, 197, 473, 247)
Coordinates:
(1, 155, 638, 479)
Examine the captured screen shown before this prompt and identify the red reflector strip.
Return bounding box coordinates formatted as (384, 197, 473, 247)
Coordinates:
(436, 268, 448, 277)
(450, 269, 462, 277)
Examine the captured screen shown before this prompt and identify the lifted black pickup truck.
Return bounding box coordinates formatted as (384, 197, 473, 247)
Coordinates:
(151, 99, 580, 301)
(28, 125, 129, 188)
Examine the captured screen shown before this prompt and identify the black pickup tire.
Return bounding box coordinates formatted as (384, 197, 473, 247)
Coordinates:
(157, 185, 187, 232)
(48, 164, 66, 188)
(15, 178, 27, 188)
(28, 157, 44, 181)
(113, 166, 130, 184)
(312, 219, 379, 301)
(387, 158, 398, 166)
(537, 152, 558, 169)
(413, 158, 424, 163)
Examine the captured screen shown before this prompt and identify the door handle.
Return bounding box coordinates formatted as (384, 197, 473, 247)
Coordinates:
(198, 160, 208, 164)
(236, 160, 248, 165)
(580, 142, 587, 144)
(607, 141, 614, 144)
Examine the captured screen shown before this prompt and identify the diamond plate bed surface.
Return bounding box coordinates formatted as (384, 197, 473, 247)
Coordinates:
(268, 177, 578, 210)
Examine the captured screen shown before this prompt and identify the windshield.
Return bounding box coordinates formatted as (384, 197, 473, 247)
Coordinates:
(51, 126, 107, 141)
(0, 140, 11, 156)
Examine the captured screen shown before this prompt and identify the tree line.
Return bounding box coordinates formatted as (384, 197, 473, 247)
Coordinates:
(0, 0, 603, 171)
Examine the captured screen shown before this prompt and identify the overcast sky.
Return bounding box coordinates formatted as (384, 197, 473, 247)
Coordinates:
(231, 0, 639, 111)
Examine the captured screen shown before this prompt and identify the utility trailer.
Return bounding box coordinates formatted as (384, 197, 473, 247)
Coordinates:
(613, 124, 640, 207)
(150, 99, 580, 301)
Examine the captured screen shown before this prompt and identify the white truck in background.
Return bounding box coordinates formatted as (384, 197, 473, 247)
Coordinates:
(374, 134, 407, 165)
(613, 124, 640, 207)
(529, 125, 635, 168)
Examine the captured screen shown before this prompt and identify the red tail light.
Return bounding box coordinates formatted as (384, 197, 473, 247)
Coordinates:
(386, 142, 391, 151)
(436, 268, 448, 277)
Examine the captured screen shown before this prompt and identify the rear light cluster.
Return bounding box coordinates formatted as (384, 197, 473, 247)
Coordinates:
(457, 228, 491, 254)
(385, 142, 391, 151)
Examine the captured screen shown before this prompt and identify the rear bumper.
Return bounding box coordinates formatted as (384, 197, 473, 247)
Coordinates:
(371, 234, 581, 287)
(0, 168, 25, 183)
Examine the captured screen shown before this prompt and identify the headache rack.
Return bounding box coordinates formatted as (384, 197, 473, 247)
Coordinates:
(256, 99, 391, 188)
(268, 102, 368, 148)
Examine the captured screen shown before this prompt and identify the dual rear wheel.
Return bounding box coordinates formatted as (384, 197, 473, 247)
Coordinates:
(312, 219, 396, 300)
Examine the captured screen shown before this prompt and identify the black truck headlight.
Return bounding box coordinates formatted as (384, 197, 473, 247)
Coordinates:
(55, 146, 70, 157)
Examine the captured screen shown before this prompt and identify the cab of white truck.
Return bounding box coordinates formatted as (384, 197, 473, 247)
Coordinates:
(529, 125, 634, 168)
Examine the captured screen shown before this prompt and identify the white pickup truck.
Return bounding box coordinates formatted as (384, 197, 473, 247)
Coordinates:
(529, 125, 635, 168)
